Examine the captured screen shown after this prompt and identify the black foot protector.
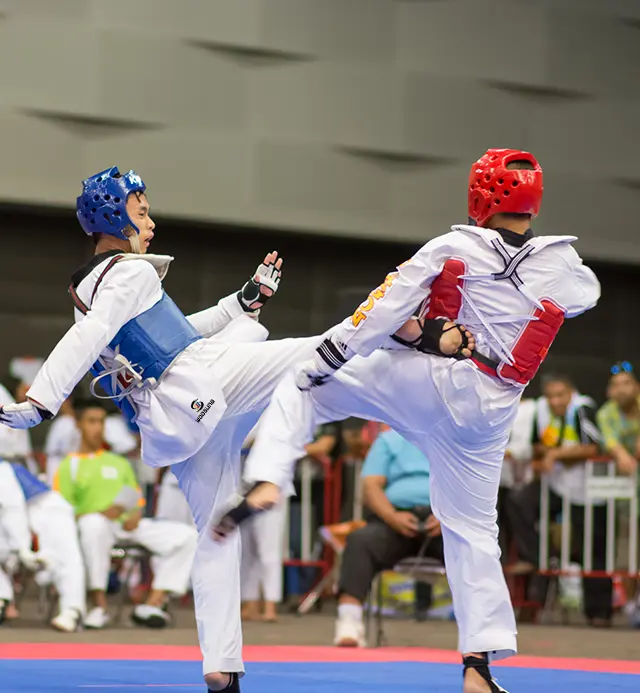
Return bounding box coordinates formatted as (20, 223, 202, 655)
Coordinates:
(211, 482, 269, 540)
(463, 654, 509, 693)
(208, 672, 240, 693)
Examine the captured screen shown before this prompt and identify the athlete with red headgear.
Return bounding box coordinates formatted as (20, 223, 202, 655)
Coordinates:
(216, 149, 601, 692)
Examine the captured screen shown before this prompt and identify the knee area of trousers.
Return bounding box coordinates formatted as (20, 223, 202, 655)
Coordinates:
(344, 529, 368, 553)
(204, 672, 239, 691)
(77, 513, 110, 537)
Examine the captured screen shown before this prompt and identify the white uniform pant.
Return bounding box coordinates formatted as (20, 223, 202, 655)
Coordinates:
(246, 350, 522, 660)
(77, 514, 196, 596)
(172, 334, 322, 677)
(29, 492, 86, 615)
(0, 530, 15, 602)
(0, 488, 85, 615)
(156, 472, 195, 527)
(240, 500, 287, 603)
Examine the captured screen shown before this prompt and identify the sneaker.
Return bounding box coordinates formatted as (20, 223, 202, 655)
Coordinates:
(131, 604, 171, 629)
(84, 606, 111, 630)
(627, 604, 640, 629)
(51, 608, 81, 633)
(334, 615, 365, 647)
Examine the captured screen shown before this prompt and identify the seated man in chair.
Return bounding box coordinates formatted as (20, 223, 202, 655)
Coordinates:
(55, 399, 197, 629)
(333, 429, 444, 647)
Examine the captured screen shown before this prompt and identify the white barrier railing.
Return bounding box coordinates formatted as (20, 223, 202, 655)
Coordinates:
(539, 460, 638, 577)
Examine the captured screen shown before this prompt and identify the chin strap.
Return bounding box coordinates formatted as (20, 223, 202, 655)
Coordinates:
(463, 654, 508, 693)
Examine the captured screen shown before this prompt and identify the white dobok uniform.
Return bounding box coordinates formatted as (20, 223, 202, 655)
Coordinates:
(0, 461, 86, 616)
(77, 512, 197, 598)
(25, 253, 322, 677)
(155, 470, 194, 526)
(245, 225, 600, 660)
(240, 422, 287, 605)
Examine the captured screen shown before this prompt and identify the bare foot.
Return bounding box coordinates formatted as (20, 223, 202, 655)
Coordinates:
(211, 483, 282, 541)
(440, 322, 475, 358)
(246, 482, 281, 512)
(5, 602, 20, 620)
(505, 560, 536, 576)
(464, 667, 492, 693)
(241, 601, 260, 621)
(262, 603, 278, 622)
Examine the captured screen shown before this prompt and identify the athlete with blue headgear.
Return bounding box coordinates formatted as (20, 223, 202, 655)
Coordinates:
(0, 165, 471, 692)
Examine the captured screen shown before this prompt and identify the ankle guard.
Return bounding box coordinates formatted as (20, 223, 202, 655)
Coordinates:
(214, 482, 270, 537)
(463, 654, 508, 693)
(208, 672, 240, 693)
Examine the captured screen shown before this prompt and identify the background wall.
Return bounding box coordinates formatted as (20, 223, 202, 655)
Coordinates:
(1, 0, 639, 261)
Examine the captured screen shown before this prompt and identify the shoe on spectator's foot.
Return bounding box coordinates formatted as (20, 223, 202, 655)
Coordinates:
(334, 615, 365, 647)
(51, 608, 81, 633)
(84, 607, 111, 630)
(131, 604, 171, 629)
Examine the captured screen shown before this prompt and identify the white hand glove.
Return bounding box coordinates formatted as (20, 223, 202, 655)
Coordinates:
(18, 549, 48, 572)
(0, 401, 52, 429)
(294, 337, 349, 391)
(237, 251, 283, 313)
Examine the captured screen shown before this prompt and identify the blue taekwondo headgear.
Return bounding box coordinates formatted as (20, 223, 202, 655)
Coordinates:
(76, 166, 147, 239)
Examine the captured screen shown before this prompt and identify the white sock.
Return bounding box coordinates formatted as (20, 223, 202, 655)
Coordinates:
(338, 603, 363, 622)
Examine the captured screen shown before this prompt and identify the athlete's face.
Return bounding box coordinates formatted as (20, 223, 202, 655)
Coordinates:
(125, 192, 155, 254)
(76, 407, 107, 451)
(543, 381, 573, 417)
(608, 373, 638, 410)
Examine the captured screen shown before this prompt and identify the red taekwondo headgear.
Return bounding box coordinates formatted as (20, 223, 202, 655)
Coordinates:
(468, 149, 543, 227)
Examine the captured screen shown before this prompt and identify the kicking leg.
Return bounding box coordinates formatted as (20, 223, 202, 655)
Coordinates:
(214, 349, 449, 535)
(171, 414, 260, 690)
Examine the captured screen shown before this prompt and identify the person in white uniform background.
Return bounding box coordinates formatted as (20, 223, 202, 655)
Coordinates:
(0, 460, 86, 631)
(239, 420, 287, 622)
(225, 149, 601, 693)
(55, 399, 197, 630)
(0, 381, 38, 475)
(0, 166, 468, 693)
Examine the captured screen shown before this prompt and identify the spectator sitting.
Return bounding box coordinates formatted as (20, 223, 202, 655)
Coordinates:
(596, 361, 640, 626)
(507, 374, 612, 627)
(0, 460, 85, 631)
(498, 398, 536, 561)
(54, 400, 197, 630)
(44, 395, 138, 485)
(333, 429, 443, 647)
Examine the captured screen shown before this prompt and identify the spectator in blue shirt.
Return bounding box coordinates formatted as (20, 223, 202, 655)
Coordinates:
(334, 429, 443, 647)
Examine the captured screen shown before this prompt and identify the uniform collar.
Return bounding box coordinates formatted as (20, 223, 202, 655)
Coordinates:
(71, 251, 174, 287)
(71, 250, 121, 289)
(493, 227, 534, 248)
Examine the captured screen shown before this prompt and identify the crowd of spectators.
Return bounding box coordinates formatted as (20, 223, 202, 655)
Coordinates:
(1, 355, 639, 640)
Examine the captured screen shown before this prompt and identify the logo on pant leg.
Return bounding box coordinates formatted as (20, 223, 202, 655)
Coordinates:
(192, 399, 215, 422)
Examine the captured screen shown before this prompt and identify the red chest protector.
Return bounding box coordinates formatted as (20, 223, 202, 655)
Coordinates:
(425, 258, 565, 386)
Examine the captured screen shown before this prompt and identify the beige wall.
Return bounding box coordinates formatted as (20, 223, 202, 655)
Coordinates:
(0, 0, 639, 260)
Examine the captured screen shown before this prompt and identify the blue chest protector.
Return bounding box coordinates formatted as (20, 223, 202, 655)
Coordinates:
(88, 292, 202, 423)
(11, 464, 50, 501)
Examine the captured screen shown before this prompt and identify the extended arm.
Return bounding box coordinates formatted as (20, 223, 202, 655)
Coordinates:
(187, 251, 283, 337)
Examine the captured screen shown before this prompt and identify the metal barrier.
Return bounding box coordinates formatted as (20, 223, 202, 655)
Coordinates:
(282, 454, 340, 594)
(539, 458, 639, 578)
